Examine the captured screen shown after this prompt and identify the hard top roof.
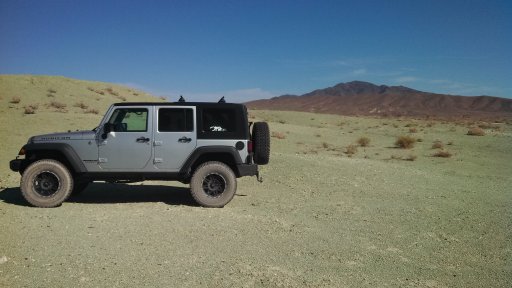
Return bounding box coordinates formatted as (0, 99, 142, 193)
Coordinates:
(112, 102, 246, 107)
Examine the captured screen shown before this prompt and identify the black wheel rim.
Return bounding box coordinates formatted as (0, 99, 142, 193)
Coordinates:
(33, 171, 60, 197)
(202, 173, 226, 197)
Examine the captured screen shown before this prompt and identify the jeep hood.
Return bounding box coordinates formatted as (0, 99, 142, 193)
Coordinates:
(30, 130, 96, 143)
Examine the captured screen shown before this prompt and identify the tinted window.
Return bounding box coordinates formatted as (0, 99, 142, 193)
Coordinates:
(108, 108, 148, 132)
(158, 108, 193, 132)
(202, 108, 236, 132)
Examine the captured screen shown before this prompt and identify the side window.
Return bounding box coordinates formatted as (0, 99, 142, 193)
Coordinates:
(202, 108, 236, 132)
(108, 108, 148, 132)
(158, 108, 193, 132)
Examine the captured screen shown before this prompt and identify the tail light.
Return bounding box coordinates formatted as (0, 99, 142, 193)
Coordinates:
(248, 141, 253, 153)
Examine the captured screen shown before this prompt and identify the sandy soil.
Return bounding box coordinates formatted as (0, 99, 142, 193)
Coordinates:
(1, 110, 511, 287)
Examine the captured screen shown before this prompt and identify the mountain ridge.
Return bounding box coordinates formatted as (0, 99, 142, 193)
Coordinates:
(247, 81, 512, 118)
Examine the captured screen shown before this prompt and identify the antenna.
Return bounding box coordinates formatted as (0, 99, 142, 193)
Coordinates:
(178, 95, 186, 102)
(218, 96, 226, 103)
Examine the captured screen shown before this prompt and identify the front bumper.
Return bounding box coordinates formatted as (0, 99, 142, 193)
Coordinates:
(10, 158, 22, 172)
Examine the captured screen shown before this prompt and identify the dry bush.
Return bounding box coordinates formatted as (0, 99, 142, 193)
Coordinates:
(344, 144, 358, 156)
(46, 93, 55, 97)
(357, 136, 370, 147)
(315, 134, 321, 138)
(23, 106, 36, 114)
(73, 101, 89, 109)
(10, 96, 21, 104)
(84, 108, 99, 114)
(432, 140, 444, 149)
(322, 142, 330, 149)
(432, 150, 452, 158)
(409, 127, 418, 133)
(47, 88, 57, 94)
(271, 131, 286, 139)
(390, 154, 402, 160)
(447, 141, 454, 146)
(105, 87, 119, 96)
(49, 101, 67, 109)
(117, 95, 127, 101)
(416, 138, 423, 142)
(395, 135, 416, 149)
(405, 154, 417, 161)
(467, 127, 485, 136)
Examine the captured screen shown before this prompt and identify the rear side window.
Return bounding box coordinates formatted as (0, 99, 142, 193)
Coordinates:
(158, 108, 193, 132)
(202, 108, 236, 132)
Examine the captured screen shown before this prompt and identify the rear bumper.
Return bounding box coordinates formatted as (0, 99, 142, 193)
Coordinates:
(10, 159, 22, 172)
(237, 164, 258, 177)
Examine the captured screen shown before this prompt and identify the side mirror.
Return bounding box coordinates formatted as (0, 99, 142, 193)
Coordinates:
(101, 123, 112, 139)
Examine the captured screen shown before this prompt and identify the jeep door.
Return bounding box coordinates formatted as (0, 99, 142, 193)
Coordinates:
(153, 106, 196, 171)
(98, 107, 153, 170)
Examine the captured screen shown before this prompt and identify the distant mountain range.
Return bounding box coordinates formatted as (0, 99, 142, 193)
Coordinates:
(246, 81, 512, 118)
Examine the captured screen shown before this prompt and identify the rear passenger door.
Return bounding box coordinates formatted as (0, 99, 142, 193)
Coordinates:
(153, 106, 196, 171)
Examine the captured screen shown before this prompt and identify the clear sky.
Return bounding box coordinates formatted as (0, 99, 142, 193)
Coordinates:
(1, 0, 511, 102)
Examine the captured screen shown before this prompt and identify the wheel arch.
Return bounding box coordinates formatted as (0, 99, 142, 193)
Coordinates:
(180, 146, 243, 178)
(22, 143, 87, 174)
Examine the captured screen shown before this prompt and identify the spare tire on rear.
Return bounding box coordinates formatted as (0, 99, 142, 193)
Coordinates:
(252, 122, 270, 165)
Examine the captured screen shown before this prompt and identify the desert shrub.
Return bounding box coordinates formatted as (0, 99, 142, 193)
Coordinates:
(10, 96, 21, 104)
(405, 154, 417, 161)
(315, 134, 321, 138)
(133, 92, 139, 96)
(447, 141, 454, 146)
(47, 88, 57, 94)
(271, 131, 286, 139)
(117, 95, 127, 101)
(357, 136, 370, 147)
(432, 140, 444, 149)
(46, 93, 55, 97)
(23, 105, 37, 114)
(467, 127, 485, 136)
(344, 144, 358, 156)
(432, 150, 452, 158)
(395, 135, 416, 149)
(408, 127, 418, 133)
(390, 154, 402, 160)
(85, 108, 99, 114)
(278, 120, 286, 124)
(49, 101, 67, 109)
(416, 138, 423, 142)
(73, 101, 88, 109)
(105, 87, 119, 96)
(322, 142, 330, 149)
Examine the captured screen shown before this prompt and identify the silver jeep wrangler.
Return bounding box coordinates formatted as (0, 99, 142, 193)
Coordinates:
(10, 101, 270, 208)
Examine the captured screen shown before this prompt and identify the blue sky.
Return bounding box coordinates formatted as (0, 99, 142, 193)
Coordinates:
(1, 0, 511, 101)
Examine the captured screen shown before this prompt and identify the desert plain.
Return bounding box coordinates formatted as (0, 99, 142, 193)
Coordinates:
(0, 76, 511, 287)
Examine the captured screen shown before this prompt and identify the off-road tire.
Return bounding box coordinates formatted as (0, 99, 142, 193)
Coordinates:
(20, 159, 73, 208)
(252, 122, 270, 165)
(190, 161, 237, 208)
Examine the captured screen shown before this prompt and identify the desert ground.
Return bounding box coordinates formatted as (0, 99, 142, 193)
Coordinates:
(1, 76, 511, 287)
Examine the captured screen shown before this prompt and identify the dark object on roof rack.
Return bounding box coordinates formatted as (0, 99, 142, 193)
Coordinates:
(178, 95, 186, 102)
(218, 96, 226, 103)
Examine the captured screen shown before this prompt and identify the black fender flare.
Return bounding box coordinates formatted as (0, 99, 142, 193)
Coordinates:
(22, 143, 87, 173)
(180, 146, 243, 176)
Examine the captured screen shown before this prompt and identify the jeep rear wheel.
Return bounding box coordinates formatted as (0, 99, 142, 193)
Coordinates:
(252, 122, 270, 165)
(20, 160, 73, 208)
(190, 161, 237, 208)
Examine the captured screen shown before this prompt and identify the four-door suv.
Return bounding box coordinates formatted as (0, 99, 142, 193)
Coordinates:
(9, 101, 270, 208)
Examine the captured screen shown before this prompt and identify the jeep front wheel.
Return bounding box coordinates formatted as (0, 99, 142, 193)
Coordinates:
(20, 159, 73, 208)
(190, 161, 237, 208)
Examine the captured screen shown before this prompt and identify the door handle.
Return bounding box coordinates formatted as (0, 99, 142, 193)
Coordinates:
(136, 137, 150, 143)
(178, 136, 192, 143)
